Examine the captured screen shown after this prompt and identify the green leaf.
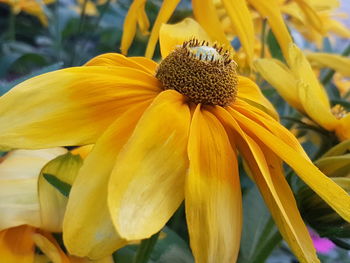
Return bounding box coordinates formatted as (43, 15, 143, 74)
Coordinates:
(238, 186, 282, 263)
(267, 29, 285, 62)
(43, 173, 72, 197)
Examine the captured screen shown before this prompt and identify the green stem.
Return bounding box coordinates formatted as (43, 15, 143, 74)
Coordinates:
(321, 43, 350, 85)
(260, 19, 267, 59)
(132, 232, 160, 263)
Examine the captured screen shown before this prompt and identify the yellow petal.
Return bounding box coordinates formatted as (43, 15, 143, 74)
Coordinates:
(129, 57, 158, 74)
(0, 148, 66, 230)
(108, 90, 190, 240)
(297, 81, 338, 130)
(287, 44, 330, 109)
(38, 152, 83, 232)
(32, 231, 69, 263)
(327, 18, 350, 38)
(136, 5, 150, 35)
(145, 0, 181, 58)
(0, 225, 36, 263)
(185, 105, 241, 263)
(306, 52, 350, 77)
(254, 58, 303, 112)
(63, 102, 151, 259)
(84, 53, 155, 75)
(159, 18, 212, 58)
(236, 76, 278, 120)
(247, 0, 293, 59)
(213, 106, 320, 263)
(0, 66, 160, 150)
(336, 114, 350, 141)
(221, 0, 254, 63)
(120, 0, 147, 55)
(294, 0, 325, 34)
(229, 108, 350, 222)
(192, 0, 230, 46)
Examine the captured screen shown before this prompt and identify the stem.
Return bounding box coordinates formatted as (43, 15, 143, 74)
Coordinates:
(321, 43, 350, 85)
(132, 232, 160, 263)
(8, 7, 16, 40)
(260, 19, 267, 59)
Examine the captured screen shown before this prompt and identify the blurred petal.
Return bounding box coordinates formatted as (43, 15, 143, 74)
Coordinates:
(185, 106, 241, 263)
(221, 0, 254, 63)
(294, 0, 325, 34)
(236, 76, 278, 119)
(214, 107, 320, 263)
(108, 90, 190, 240)
(287, 44, 330, 109)
(254, 58, 303, 112)
(120, 0, 147, 55)
(0, 225, 36, 263)
(137, 6, 150, 35)
(38, 152, 83, 232)
(0, 66, 160, 150)
(192, 0, 230, 46)
(145, 0, 181, 58)
(159, 18, 212, 58)
(297, 81, 337, 130)
(33, 231, 69, 263)
(229, 108, 350, 223)
(63, 102, 152, 259)
(306, 52, 350, 77)
(0, 148, 66, 230)
(336, 114, 350, 141)
(247, 0, 293, 59)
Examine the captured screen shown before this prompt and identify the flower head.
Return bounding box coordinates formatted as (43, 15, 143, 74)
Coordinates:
(0, 24, 350, 263)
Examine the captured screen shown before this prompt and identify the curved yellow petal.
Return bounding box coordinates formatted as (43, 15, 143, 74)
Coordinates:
(129, 57, 158, 74)
(221, 0, 254, 63)
(63, 102, 151, 259)
(108, 90, 190, 240)
(229, 108, 350, 222)
(236, 76, 278, 120)
(254, 58, 303, 112)
(85, 53, 155, 75)
(0, 148, 66, 230)
(336, 114, 350, 141)
(145, 0, 181, 58)
(136, 6, 150, 35)
(0, 225, 36, 263)
(247, 0, 293, 59)
(297, 81, 338, 130)
(120, 0, 147, 55)
(192, 0, 230, 47)
(213, 106, 320, 263)
(287, 44, 330, 109)
(294, 0, 325, 34)
(159, 18, 212, 59)
(306, 52, 350, 77)
(185, 105, 241, 263)
(33, 231, 69, 263)
(0, 66, 160, 150)
(327, 19, 350, 38)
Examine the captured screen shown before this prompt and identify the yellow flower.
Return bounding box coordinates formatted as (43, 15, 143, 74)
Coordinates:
(1, 23, 350, 263)
(71, 0, 99, 17)
(255, 44, 350, 141)
(0, 147, 111, 263)
(0, 0, 55, 26)
(121, 0, 294, 64)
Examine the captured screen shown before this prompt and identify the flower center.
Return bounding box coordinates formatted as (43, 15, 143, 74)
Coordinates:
(155, 39, 238, 106)
(331, 104, 348, 120)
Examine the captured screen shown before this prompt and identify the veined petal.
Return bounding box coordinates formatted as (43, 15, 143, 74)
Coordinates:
(159, 18, 212, 59)
(221, 0, 254, 63)
(247, 0, 293, 59)
(145, 0, 181, 58)
(0, 225, 36, 263)
(0, 148, 66, 230)
(33, 231, 70, 263)
(192, 0, 230, 47)
(306, 52, 350, 77)
(85, 53, 156, 75)
(120, 0, 147, 55)
(63, 102, 151, 259)
(297, 81, 338, 130)
(186, 105, 241, 263)
(108, 90, 190, 240)
(0, 66, 160, 150)
(213, 106, 319, 263)
(236, 76, 278, 119)
(229, 108, 350, 222)
(287, 44, 330, 109)
(254, 58, 303, 112)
